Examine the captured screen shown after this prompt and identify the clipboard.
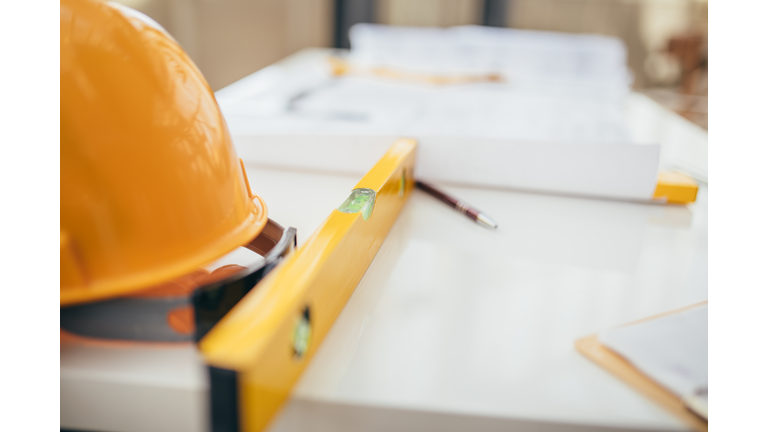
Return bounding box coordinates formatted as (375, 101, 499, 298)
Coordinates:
(575, 301, 708, 432)
(200, 138, 417, 432)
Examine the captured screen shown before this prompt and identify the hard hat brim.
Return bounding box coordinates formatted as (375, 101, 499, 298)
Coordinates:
(60, 195, 269, 307)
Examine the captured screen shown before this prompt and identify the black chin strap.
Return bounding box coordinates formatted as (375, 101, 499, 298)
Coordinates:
(60, 219, 297, 343)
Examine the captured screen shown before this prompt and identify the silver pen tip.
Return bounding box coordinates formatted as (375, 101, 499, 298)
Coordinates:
(476, 213, 498, 229)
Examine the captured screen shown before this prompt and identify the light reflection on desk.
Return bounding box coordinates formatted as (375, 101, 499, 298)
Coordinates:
(271, 178, 706, 432)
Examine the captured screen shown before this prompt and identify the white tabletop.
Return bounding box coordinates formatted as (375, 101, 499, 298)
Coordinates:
(250, 165, 707, 432)
(61, 48, 707, 432)
(235, 49, 708, 432)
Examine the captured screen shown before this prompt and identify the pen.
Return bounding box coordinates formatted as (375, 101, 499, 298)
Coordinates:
(416, 180, 498, 229)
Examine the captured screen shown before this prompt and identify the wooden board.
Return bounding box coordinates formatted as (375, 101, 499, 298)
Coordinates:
(575, 302, 708, 432)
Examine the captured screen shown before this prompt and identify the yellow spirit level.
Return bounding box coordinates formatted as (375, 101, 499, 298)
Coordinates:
(200, 138, 417, 432)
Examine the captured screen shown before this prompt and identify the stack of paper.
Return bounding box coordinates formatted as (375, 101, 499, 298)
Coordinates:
(348, 24, 632, 96)
(218, 26, 662, 200)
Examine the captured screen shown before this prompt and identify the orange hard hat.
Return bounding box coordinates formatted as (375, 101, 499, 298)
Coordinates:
(61, 0, 268, 306)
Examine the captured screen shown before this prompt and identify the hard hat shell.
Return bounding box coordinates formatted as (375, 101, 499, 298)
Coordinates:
(61, 0, 268, 306)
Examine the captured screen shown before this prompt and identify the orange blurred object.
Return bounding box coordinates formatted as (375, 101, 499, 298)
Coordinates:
(167, 305, 196, 336)
(60, 0, 268, 306)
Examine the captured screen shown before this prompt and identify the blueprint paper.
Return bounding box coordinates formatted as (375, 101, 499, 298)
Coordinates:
(599, 305, 708, 397)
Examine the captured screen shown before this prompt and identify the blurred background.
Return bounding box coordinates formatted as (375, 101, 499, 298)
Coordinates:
(114, 0, 708, 129)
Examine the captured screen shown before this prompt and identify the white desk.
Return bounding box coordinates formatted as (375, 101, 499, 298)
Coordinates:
(251, 170, 706, 432)
(61, 49, 707, 432)
(233, 49, 708, 432)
